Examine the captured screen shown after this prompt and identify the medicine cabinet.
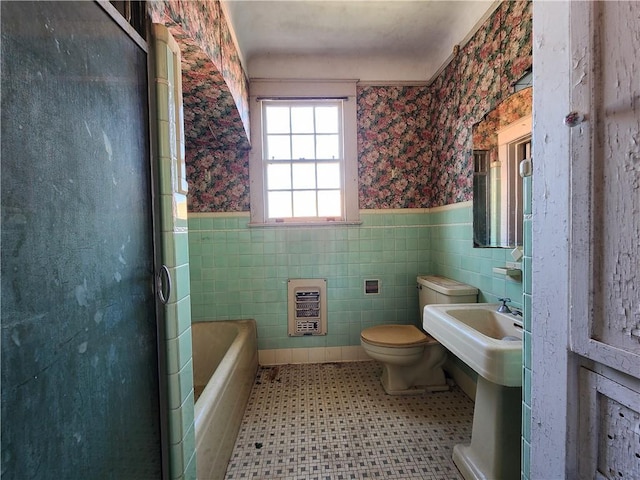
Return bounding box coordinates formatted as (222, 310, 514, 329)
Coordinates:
(472, 86, 532, 248)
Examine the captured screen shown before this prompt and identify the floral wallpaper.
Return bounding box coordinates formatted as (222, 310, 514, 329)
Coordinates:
(423, 0, 532, 207)
(150, 0, 531, 212)
(180, 41, 251, 212)
(357, 86, 432, 209)
(357, 0, 531, 208)
(149, 0, 250, 138)
(149, 0, 251, 212)
(473, 87, 533, 155)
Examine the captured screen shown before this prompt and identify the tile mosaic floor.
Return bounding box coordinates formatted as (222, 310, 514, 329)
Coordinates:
(225, 361, 474, 479)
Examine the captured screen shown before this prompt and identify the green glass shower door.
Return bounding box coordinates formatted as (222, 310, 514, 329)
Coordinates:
(1, 2, 163, 478)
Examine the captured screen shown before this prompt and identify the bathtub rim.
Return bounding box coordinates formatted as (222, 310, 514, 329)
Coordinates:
(192, 319, 257, 427)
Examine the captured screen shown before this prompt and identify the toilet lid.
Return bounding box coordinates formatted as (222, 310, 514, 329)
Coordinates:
(361, 325, 432, 347)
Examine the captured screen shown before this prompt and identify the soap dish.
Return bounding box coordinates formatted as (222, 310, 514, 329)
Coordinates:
(493, 261, 522, 278)
(493, 267, 521, 277)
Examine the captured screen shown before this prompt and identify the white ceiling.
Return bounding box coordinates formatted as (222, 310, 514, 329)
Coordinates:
(222, 0, 498, 82)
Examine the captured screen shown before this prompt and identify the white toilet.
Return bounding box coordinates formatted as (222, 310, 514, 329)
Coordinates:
(361, 275, 478, 395)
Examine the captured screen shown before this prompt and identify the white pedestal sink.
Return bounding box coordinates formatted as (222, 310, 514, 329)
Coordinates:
(423, 303, 523, 480)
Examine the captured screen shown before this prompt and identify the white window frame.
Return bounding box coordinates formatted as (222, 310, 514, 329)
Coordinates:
(249, 79, 359, 226)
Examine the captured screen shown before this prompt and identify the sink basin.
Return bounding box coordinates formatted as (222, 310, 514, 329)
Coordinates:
(424, 303, 523, 480)
(423, 303, 523, 387)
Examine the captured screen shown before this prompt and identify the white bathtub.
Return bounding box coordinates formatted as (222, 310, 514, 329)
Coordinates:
(191, 319, 258, 480)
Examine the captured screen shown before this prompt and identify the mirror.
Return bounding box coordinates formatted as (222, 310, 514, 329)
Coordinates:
(473, 86, 532, 248)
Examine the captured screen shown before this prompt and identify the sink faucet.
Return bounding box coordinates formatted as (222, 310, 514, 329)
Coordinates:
(497, 298, 512, 313)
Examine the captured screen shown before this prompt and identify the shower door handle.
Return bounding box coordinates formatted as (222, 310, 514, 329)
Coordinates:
(156, 264, 172, 305)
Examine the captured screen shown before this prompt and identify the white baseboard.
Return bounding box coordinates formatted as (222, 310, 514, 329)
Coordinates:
(258, 346, 370, 366)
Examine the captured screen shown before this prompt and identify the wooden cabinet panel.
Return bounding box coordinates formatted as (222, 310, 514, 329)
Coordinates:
(579, 368, 640, 479)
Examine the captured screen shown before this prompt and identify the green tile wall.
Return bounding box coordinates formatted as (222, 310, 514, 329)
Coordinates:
(189, 212, 432, 350)
(188, 204, 524, 351)
(155, 25, 196, 480)
(428, 205, 523, 308)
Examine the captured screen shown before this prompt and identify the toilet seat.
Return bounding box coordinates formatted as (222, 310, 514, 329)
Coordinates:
(361, 325, 436, 347)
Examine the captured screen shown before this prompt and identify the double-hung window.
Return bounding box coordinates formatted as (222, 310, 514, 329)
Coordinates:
(249, 80, 359, 226)
(263, 100, 343, 220)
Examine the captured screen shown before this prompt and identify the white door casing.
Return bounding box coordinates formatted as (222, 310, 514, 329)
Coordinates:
(569, 3, 640, 478)
(532, 2, 640, 478)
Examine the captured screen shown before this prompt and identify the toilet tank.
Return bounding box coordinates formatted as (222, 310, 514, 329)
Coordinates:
(417, 275, 478, 316)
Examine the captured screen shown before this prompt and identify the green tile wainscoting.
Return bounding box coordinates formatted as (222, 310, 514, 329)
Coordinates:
(154, 25, 196, 480)
(188, 203, 523, 354)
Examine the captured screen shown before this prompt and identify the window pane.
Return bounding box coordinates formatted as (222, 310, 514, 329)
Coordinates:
(318, 190, 342, 217)
(317, 162, 341, 188)
(292, 163, 316, 189)
(266, 135, 291, 160)
(315, 106, 339, 133)
(315, 134, 340, 159)
(268, 191, 292, 218)
(291, 106, 314, 133)
(291, 135, 315, 159)
(293, 191, 317, 217)
(267, 163, 291, 190)
(258, 98, 351, 223)
(265, 106, 290, 134)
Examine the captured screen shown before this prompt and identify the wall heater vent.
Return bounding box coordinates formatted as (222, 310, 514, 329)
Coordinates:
(288, 279, 327, 336)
